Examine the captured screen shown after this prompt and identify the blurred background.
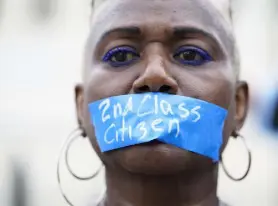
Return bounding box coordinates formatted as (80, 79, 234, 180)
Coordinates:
(0, 0, 277, 205)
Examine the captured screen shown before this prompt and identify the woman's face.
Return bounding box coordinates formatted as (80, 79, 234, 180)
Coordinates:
(76, 0, 248, 175)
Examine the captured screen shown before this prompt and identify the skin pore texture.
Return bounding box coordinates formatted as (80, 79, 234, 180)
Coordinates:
(75, 0, 249, 206)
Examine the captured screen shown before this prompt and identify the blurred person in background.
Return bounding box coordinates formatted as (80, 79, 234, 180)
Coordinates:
(58, 0, 251, 206)
(250, 71, 278, 135)
(268, 83, 278, 132)
(273, 95, 278, 131)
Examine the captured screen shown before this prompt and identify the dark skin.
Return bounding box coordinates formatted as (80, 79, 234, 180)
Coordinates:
(75, 0, 249, 205)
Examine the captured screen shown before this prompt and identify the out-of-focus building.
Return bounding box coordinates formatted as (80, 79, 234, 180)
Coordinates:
(0, 0, 277, 206)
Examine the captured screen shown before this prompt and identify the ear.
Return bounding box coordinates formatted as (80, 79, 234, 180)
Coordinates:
(75, 84, 85, 127)
(234, 81, 249, 131)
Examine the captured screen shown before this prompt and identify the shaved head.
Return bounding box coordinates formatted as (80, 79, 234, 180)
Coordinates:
(92, 0, 233, 24)
(87, 0, 240, 78)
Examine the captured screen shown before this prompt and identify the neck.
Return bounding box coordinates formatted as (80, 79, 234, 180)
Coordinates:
(101, 167, 219, 206)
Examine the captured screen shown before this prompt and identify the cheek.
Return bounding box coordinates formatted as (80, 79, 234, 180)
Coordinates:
(84, 66, 139, 103)
(221, 102, 236, 152)
(81, 66, 139, 157)
(82, 102, 100, 152)
(174, 66, 236, 151)
(176, 72, 233, 109)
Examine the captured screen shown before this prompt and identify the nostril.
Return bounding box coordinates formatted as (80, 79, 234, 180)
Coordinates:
(159, 85, 172, 93)
(135, 85, 174, 94)
(135, 85, 150, 93)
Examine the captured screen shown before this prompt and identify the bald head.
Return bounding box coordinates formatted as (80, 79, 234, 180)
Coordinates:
(87, 0, 240, 78)
(92, 0, 233, 23)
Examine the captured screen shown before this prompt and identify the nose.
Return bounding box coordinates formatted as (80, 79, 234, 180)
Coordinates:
(132, 55, 178, 94)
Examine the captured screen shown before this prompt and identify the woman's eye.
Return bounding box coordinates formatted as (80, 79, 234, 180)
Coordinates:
(102, 46, 140, 67)
(174, 46, 213, 66)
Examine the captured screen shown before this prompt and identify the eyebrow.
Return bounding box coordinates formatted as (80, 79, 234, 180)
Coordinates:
(98, 26, 219, 44)
(98, 26, 141, 42)
(173, 27, 217, 42)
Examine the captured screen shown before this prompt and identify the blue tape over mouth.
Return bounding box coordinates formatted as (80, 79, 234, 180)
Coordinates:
(88, 93, 228, 161)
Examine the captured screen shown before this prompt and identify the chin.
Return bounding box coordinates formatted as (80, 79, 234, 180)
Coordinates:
(110, 142, 215, 175)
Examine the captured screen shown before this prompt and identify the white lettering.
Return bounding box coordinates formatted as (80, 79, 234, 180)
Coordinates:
(118, 117, 128, 141)
(122, 96, 133, 116)
(154, 95, 159, 114)
(128, 126, 132, 140)
(104, 124, 117, 144)
(151, 118, 164, 132)
(113, 102, 123, 119)
(99, 99, 111, 123)
(160, 100, 174, 115)
(178, 103, 190, 119)
(168, 119, 180, 138)
(137, 121, 148, 140)
(137, 94, 154, 117)
(101, 96, 202, 146)
(191, 106, 201, 122)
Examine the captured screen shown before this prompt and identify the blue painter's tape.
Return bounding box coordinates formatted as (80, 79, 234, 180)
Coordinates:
(88, 93, 227, 161)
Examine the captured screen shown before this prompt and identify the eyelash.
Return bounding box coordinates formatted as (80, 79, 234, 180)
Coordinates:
(173, 46, 213, 66)
(102, 46, 212, 67)
(102, 46, 140, 67)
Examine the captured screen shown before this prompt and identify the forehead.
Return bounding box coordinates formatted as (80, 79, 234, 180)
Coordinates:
(90, 0, 234, 53)
(95, 0, 229, 18)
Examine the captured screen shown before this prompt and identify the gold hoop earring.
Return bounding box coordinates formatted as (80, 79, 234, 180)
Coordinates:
(57, 128, 104, 206)
(220, 132, 252, 182)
